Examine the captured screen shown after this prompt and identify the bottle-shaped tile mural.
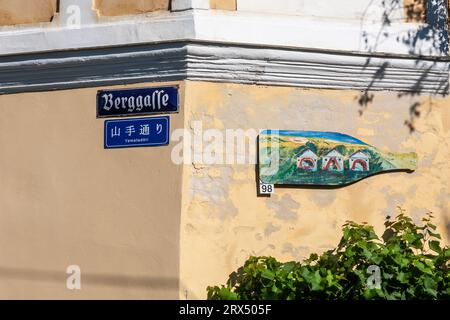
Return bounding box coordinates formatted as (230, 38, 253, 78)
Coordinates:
(259, 130, 417, 186)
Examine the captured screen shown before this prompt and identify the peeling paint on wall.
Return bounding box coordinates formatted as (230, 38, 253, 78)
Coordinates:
(267, 194, 300, 221)
(179, 81, 450, 299)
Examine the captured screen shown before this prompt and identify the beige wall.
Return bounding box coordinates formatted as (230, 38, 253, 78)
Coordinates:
(403, 0, 426, 23)
(0, 81, 184, 299)
(0, 79, 449, 299)
(0, 0, 56, 26)
(210, 0, 236, 11)
(94, 0, 169, 16)
(94, 0, 236, 15)
(179, 81, 450, 299)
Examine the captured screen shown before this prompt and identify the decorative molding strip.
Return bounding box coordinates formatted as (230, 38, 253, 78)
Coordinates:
(0, 42, 448, 94)
(0, 43, 188, 94)
(186, 44, 449, 93)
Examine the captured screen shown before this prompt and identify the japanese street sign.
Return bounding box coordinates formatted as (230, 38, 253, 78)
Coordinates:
(104, 116, 170, 149)
(97, 86, 179, 118)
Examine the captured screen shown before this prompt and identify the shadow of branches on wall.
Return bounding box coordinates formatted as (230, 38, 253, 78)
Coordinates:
(356, 0, 449, 133)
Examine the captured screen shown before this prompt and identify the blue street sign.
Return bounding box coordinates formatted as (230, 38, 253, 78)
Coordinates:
(104, 116, 170, 149)
(97, 86, 179, 118)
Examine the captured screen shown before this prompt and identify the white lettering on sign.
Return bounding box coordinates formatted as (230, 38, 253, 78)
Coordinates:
(136, 96, 144, 111)
(101, 90, 170, 113)
(125, 125, 136, 136)
(140, 124, 150, 136)
(111, 126, 121, 138)
(114, 97, 121, 109)
(102, 94, 113, 111)
(156, 124, 163, 134)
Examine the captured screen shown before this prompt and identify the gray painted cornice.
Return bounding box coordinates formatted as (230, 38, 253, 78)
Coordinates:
(0, 41, 448, 95)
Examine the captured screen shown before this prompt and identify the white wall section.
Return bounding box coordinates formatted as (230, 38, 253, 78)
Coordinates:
(0, 7, 447, 57)
(237, 0, 406, 22)
(172, 0, 210, 11)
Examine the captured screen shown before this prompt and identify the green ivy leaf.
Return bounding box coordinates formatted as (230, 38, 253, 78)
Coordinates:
(310, 270, 323, 291)
(281, 261, 296, 274)
(428, 231, 442, 239)
(413, 260, 432, 275)
(444, 248, 450, 258)
(423, 277, 438, 298)
(215, 287, 238, 300)
(396, 272, 409, 284)
(429, 240, 441, 254)
(426, 223, 437, 230)
(207, 212, 447, 301)
(261, 269, 275, 281)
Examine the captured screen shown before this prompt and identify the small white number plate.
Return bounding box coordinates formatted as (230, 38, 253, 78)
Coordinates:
(259, 181, 275, 194)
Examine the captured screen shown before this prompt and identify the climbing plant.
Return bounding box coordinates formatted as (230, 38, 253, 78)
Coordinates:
(207, 210, 449, 300)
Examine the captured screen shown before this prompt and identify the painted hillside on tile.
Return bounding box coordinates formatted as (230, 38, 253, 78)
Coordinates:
(259, 130, 417, 186)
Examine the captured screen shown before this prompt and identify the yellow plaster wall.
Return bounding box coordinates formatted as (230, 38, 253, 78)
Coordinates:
(93, 0, 169, 16)
(403, 0, 426, 23)
(0, 0, 57, 26)
(210, 0, 237, 11)
(0, 81, 185, 299)
(0, 79, 448, 299)
(179, 81, 450, 299)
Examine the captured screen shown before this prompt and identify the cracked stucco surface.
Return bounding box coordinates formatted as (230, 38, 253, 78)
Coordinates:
(180, 81, 450, 299)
